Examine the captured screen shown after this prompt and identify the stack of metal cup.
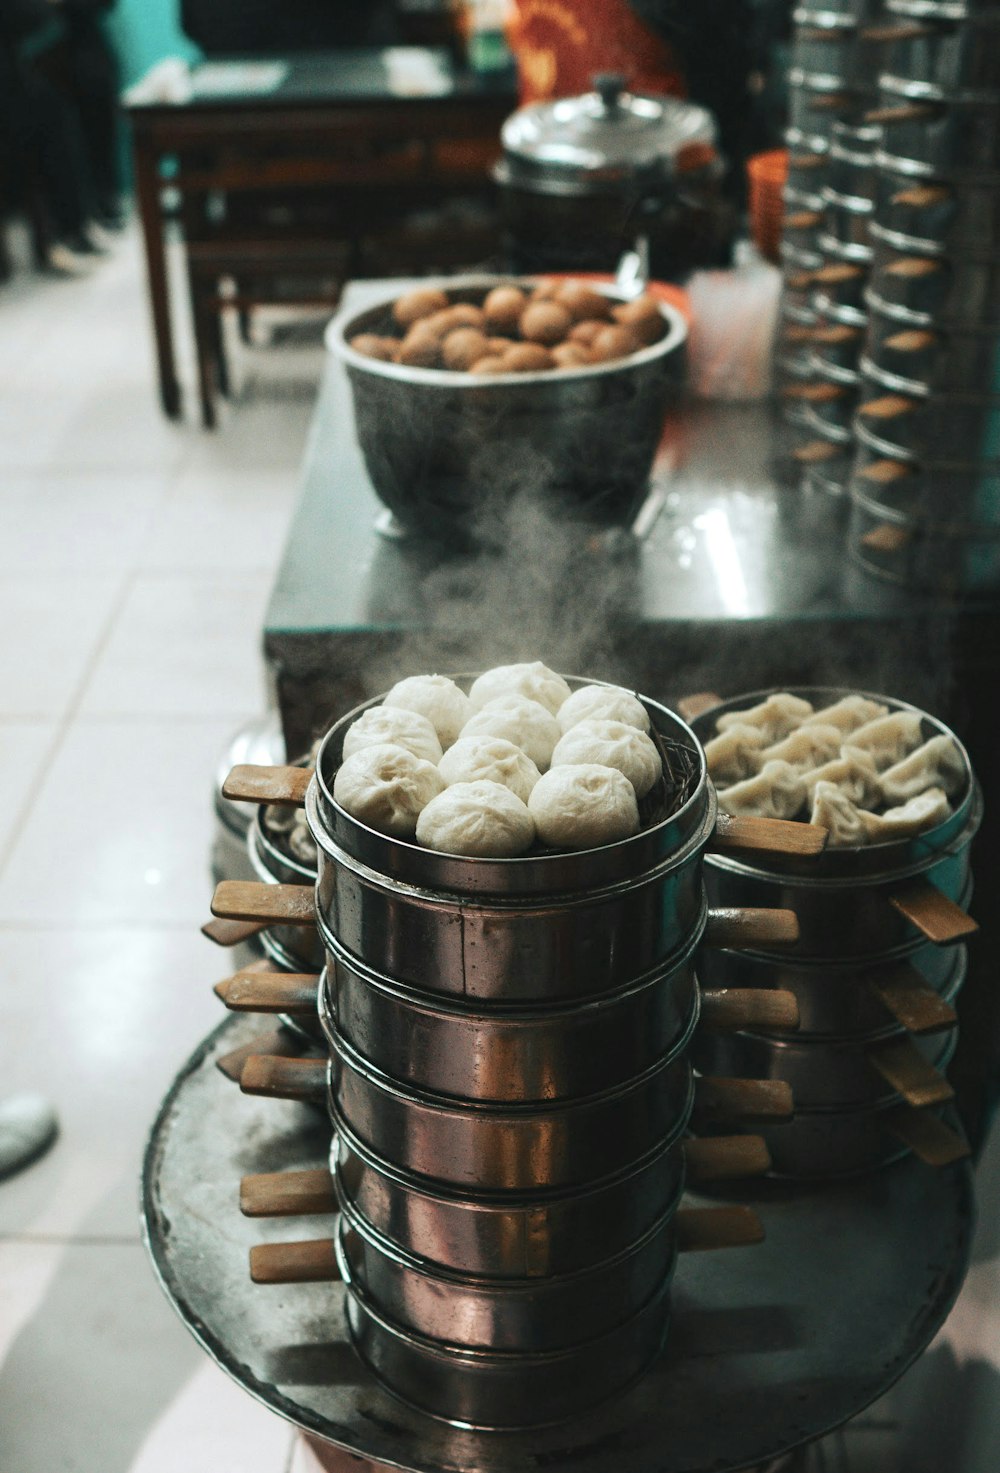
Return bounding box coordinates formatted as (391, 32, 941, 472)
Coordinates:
(847, 3, 1000, 594)
(302, 686, 726, 1429)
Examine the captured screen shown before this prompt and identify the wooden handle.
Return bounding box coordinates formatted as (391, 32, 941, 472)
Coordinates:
(223, 764, 313, 806)
(693, 1076, 795, 1124)
(215, 1026, 302, 1083)
(859, 393, 915, 421)
(212, 880, 316, 926)
(793, 440, 840, 465)
(812, 262, 864, 285)
(886, 256, 942, 279)
(780, 323, 820, 345)
(866, 962, 958, 1035)
(676, 1205, 765, 1253)
(713, 812, 828, 860)
(683, 1134, 771, 1182)
(884, 329, 937, 353)
(808, 92, 851, 113)
(860, 522, 911, 554)
(892, 183, 951, 209)
(785, 209, 822, 231)
(813, 324, 861, 346)
(860, 20, 932, 42)
(700, 988, 800, 1034)
(888, 880, 979, 944)
(782, 381, 847, 403)
(859, 458, 912, 485)
(201, 916, 267, 947)
(704, 908, 800, 950)
(240, 1054, 328, 1102)
(785, 269, 817, 291)
(789, 151, 825, 170)
(866, 102, 939, 125)
(884, 1105, 970, 1167)
(241, 1168, 336, 1218)
(215, 970, 320, 1016)
(677, 692, 722, 722)
(250, 1238, 340, 1285)
(866, 1035, 954, 1108)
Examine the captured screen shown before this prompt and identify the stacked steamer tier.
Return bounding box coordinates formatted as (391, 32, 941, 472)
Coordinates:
(849, 3, 1000, 594)
(689, 687, 978, 1179)
(209, 676, 828, 1430)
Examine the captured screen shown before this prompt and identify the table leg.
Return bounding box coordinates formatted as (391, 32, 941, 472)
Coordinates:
(131, 132, 182, 420)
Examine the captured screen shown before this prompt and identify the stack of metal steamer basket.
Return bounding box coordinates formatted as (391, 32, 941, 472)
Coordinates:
(776, 2, 890, 499)
(847, 2, 1000, 595)
(689, 688, 979, 1180)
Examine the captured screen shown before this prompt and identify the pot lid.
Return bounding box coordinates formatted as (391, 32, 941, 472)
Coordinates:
(500, 74, 718, 192)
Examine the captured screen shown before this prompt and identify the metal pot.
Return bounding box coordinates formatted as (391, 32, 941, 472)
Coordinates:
(339, 1231, 673, 1430)
(337, 1194, 678, 1352)
(325, 1012, 695, 1193)
(874, 168, 1000, 252)
(331, 1104, 689, 1278)
(849, 488, 1000, 594)
(712, 1096, 951, 1178)
(323, 922, 700, 1103)
(327, 278, 687, 547)
(698, 937, 965, 1038)
(880, 12, 1000, 100)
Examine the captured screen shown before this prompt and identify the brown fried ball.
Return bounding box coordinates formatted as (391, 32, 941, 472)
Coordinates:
(350, 334, 398, 361)
(442, 328, 490, 371)
(555, 282, 612, 322)
(396, 324, 441, 367)
(502, 342, 554, 372)
(393, 288, 450, 329)
(483, 286, 528, 332)
(568, 319, 606, 347)
(469, 355, 510, 374)
(612, 295, 664, 345)
(551, 342, 593, 369)
(520, 301, 573, 346)
(590, 324, 643, 362)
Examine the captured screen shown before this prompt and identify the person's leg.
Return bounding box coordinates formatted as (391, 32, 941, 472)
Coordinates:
(65, 15, 123, 222)
(20, 68, 96, 245)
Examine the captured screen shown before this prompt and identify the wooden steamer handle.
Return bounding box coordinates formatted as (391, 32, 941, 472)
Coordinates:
(884, 1105, 970, 1168)
(700, 988, 800, 1033)
(888, 880, 979, 944)
(202, 916, 268, 947)
(215, 970, 320, 1016)
(858, 393, 916, 423)
(211, 880, 317, 927)
(675, 1206, 765, 1253)
(865, 962, 958, 1035)
(858, 459, 913, 486)
(223, 764, 313, 806)
(704, 908, 800, 950)
(713, 812, 827, 860)
(216, 1028, 304, 1083)
(241, 1168, 336, 1218)
(865, 102, 940, 126)
(683, 1135, 772, 1182)
(693, 1076, 794, 1125)
(240, 1054, 328, 1102)
(793, 441, 841, 465)
(866, 1034, 954, 1108)
(884, 329, 937, 354)
(860, 523, 912, 555)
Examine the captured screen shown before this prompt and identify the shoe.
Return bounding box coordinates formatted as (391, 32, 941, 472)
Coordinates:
(0, 1094, 58, 1180)
(45, 241, 96, 276)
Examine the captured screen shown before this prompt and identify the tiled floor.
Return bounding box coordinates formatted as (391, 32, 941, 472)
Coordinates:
(2, 224, 999, 1473)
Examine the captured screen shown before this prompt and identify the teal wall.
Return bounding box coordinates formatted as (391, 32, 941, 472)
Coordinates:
(109, 0, 200, 88)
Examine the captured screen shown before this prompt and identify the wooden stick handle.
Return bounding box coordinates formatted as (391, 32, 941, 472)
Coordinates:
(693, 1076, 794, 1124)
(860, 523, 911, 554)
(884, 329, 937, 353)
(793, 440, 841, 465)
(215, 1027, 303, 1083)
(891, 183, 951, 209)
(241, 1169, 336, 1218)
(223, 764, 313, 806)
(700, 988, 800, 1033)
(676, 692, 722, 722)
(860, 20, 932, 41)
(858, 393, 915, 421)
(240, 1054, 328, 1102)
(886, 256, 942, 279)
(866, 1035, 954, 1108)
(858, 459, 912, 485)
(785, 209, 822, 230)
(713, 812, 827, 859)
(250, 1238, 340, 1285)
(201, 916, 268, 947)
(704, 908, 800, 950)
(884, 1105, 970, 1168)
(676, 1205, 765, 1253)
(683, 1134, 772, 1182)
(212, 880, 316, 926)
(866, 102, 939, 125)
(866, 962, 958, 1035)
(215, 970, 320, 1016)
(888, 880, 979, 944)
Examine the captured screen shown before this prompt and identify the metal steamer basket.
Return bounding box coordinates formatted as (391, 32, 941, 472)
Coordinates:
(849, 489, 1000, 594)
(874, 169, 1000, 252)
(729, 1096, 957, 1179)
(872, 77, 1000, 175)
(863, 288, 1000, 399)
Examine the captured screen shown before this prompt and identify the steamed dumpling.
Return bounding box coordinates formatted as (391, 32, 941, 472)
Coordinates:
(557, 684, 650, 734)
(705, 723, 767, 787)
(468, 662, 572, 717)
(802, 695, 889, 734)
(861, 787, 952, 842)
(802, 751, 881, 809)
(383, 675, 472, 749)
(879, 735, 965, 806)
(760, 723, 843, 775)
(529, 764, 639, 850)
(716, 693, 814, 745)
(715, 760, 806, 820)
(461, 696, 562, 771)
(334, 743, 444, 838)
(550, 720, 661, 799)
(416, 780, 535, 857)
(810, 781, 868, 848)
(438, 736, 541, 803)
(846, 711, 924, 771)
(342, 705, 443, 765)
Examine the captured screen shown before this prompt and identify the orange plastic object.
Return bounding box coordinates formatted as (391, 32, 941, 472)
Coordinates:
(747, 149, 789, 264)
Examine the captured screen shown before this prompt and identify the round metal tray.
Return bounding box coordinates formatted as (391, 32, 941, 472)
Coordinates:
(143, 1015, 974, 1473)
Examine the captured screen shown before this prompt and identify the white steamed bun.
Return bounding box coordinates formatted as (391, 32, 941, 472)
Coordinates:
(342, 705, 443, 765)
(557, 684, 650, 734)
(416, 780, 535, 857)
(460, 696, 562, 771)
(529, 764, 639, 850)
(438, 735, 541, 803)
(468, 662, 572, 717)
(550, 720, 661, 798)
(383, 674, 472, 748)
(334, 743, 444, 838)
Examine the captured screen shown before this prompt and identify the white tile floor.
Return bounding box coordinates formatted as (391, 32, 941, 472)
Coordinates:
(1, 223, 999, 1473)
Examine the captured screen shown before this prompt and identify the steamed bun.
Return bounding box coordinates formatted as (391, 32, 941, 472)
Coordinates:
(468, 662, 572, 717)
(557, 684, 650, 734)
(416, 780, 535, 857)
(529, 764, 639, 849)
(383, 674, 472, 748)
(342, 705, 443, 765)
(551, 720, 662, 798)
(461, 696, 562, 771)
(438, 735, 541, 803)
(334, 743, 444, 838)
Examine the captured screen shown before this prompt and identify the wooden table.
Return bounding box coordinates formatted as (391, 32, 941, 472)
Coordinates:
(124, 50, 516, 420)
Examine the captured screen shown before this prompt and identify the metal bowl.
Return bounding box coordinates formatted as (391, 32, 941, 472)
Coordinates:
(322, 921, 700, 1103)
(327, 278, 687, 546)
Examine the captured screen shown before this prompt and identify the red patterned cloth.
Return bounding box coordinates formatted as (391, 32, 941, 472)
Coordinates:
(507, 0, 686, 104)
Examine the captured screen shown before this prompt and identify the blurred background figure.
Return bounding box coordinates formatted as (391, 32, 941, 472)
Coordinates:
(179, 0, 403, 54)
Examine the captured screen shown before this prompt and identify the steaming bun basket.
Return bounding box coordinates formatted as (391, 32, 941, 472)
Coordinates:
(326, 277, 687, 548)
